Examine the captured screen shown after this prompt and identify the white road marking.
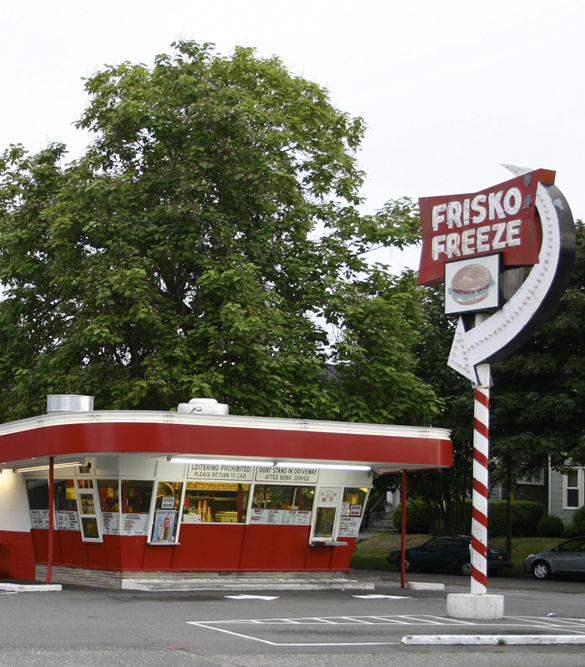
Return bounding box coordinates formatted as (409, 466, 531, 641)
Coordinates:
(224, 595, 278, 600)
(353, 594, 410, 599)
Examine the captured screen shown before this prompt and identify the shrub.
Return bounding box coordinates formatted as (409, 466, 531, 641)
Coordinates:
(565, 505, 585, 537)
(536, 513, 565, 538)
(488, 500, 544, 537)
(392, 499, 436, 534)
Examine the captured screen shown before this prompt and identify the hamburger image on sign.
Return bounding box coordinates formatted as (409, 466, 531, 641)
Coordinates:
(448, 263, 495, 306)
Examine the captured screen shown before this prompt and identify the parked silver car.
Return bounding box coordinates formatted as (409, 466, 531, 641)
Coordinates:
(524, 536, 585, 579)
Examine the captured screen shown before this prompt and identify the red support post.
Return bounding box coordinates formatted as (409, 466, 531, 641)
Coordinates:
(400, 469, 407, 588)
(45, 457, 54, 585)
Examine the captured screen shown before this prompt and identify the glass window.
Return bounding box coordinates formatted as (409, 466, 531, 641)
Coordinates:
(98, 480, 120, 512)
(121, 480, 154, 513)
(341, 487, 368, 517)
(79, 493, 96, 515)
(81, 517, 99, 539)
(566, 469, 580, 508)
(313, 507, 336, 539)
(184, 482, 250, 523)
(154, 481, 183, 511)
(54, 479, 77, 511)
(25, 479, 49, 510)
(252, 485, 315, 511)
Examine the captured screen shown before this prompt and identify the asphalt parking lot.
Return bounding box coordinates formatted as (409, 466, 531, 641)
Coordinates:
(1, 570, 585, 666)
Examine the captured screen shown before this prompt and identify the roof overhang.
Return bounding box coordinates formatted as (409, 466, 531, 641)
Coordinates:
(0, 411, 452, 473)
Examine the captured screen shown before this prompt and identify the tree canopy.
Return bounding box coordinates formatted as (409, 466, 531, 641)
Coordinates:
(491, 220, 585, 473)
(0, 41, 437, 424)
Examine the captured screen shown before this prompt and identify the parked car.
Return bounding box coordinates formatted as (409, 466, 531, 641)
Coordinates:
(524, 536, 585, 579)
(386, 535, 512, 575)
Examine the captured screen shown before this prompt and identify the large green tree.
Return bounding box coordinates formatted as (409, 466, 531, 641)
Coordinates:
(491, 219, 585, 475)
(0, 41, 436, 424)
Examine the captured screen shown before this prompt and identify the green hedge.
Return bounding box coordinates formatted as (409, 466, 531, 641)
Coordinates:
(566, 505, 585, 537)
(484, 500, 544, 537)
(392, 499, 545, 537)
(537, 513, 565, 538)
(392, 499, 435, 534)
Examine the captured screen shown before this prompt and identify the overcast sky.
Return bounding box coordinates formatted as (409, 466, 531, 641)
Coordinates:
(2, 0, 583, 272)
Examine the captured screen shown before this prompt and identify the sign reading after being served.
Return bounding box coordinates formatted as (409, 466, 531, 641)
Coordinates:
(417, 169, 555, 286)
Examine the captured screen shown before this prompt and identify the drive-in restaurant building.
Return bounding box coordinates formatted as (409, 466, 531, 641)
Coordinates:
(0, 395, 452, 587)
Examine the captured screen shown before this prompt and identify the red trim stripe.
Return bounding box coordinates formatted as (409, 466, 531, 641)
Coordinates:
(473, 418, 489, 440)
(472, 478, 489, 498)
(472, 507, 488, 529)
(474, 388, 490, 409)
(471, 566, 488, 588)
(473, 449, 489, 470)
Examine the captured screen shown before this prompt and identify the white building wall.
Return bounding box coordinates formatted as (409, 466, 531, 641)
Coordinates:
(0, 470, 32, 532)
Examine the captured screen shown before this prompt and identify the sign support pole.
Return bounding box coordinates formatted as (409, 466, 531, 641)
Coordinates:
(471, 363, 491, 595)
(417, 166, 575, 619)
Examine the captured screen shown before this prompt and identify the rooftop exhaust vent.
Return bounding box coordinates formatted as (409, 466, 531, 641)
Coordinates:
(177, 398, 229, 416)
(47, 395, 94, 413)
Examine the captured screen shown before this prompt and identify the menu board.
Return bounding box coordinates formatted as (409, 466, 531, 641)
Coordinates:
(102, 512, 121, 535)
(121, 513, 149, 536)
(249, 509, 311, 525)
(338, 516, 362, 537)
(30, 510, 50, 529)
(255, 466, 319, 484)
(187, 464, 255, 481)
(56, 511, 80, 531)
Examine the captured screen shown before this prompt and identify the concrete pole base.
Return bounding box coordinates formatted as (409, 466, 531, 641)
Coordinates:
(446, 593, 504, 619)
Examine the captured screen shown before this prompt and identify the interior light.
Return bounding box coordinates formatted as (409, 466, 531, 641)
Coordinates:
(13, 461, 83, 473)
(167, 457, 275, 467)
(275, 462, 371, 471)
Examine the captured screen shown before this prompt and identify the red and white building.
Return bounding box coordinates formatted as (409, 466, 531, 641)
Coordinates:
(0, 396, 452, 587)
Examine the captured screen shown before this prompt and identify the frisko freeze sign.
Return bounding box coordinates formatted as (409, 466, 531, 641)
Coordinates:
(418, 168, 554, 286)
(417, 165, 575, 384)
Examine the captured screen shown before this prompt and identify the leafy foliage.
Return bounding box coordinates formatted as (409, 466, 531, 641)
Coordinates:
(0, 41, 438, 424)
(565, 505, 585, 538)
(491, 220, 585, 474)
(536, 514, 565, 538)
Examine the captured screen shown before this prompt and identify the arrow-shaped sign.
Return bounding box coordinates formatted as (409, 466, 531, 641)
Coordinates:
(447, 165, 575, 384)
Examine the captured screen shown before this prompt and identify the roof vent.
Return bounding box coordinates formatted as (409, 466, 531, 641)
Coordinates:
(47, 395, 94, 413)
(177, 398, 229, 415)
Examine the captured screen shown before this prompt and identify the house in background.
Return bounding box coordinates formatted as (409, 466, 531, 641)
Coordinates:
(549, 466, 584, 525)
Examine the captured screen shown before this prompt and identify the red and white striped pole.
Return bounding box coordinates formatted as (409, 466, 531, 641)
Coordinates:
(471, 364, 491, 595)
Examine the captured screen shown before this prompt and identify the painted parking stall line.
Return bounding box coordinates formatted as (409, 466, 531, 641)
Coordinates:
(187, 614, 585, 648)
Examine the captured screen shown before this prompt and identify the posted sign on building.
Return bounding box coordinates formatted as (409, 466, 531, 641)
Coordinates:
(417, 169, 555, 287)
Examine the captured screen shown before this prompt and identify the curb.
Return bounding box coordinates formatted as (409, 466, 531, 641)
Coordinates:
(402, 634, 585, 646)
(121, 579, 375, 592)
(0, 583, 62, 593)
(406, 582, 445, 591)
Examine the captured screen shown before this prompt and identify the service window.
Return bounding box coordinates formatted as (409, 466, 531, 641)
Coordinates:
(75, 479, 103, 542)
(338, 487, 370, 538)
(311, 487, 341, 542)
(183, 482, 250, 523)
(118, 480, 154, 536)
(25, 479, 50, 529)
(98, 480, 121, 535)
(26, 479, 80, 531)
(313, 507, 336, 539)
(54, 479, 80, 531)
(150, 481, 183, 543)
(249, 485, 314, 525)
